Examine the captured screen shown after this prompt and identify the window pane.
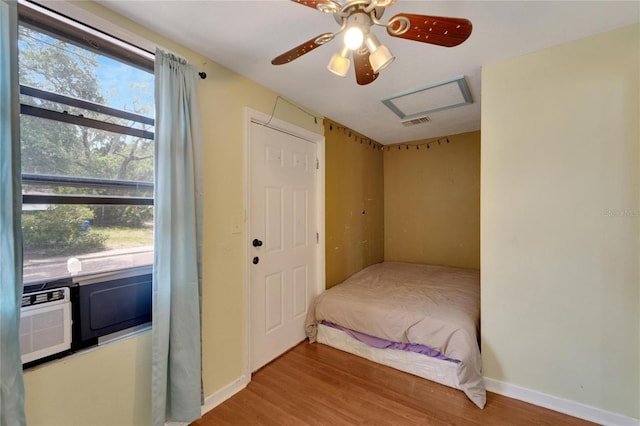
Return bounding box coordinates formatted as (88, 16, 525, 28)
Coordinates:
(18, 26, 154, 119)
(20, 115, 153, 182)
(22, 205, 154, 285)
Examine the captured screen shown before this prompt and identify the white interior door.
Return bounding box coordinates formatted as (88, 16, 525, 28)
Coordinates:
(249, 120, 319, 372)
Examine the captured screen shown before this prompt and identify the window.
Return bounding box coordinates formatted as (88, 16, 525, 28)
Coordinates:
(18, 2, 155, 287)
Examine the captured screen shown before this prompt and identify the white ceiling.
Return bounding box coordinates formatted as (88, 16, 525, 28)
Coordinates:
(96, 0, 639, 144)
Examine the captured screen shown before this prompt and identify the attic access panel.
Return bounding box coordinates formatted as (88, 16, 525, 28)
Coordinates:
(382, 76, 473, 121)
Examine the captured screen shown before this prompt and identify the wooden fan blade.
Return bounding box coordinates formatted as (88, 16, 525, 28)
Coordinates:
(271, 33, 333, 65)
(387, 14, 472, 47)
(353, 49, 379, 85)
(291, 0, 341, 12)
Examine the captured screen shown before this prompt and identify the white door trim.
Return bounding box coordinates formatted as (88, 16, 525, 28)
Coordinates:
(243, 107, 325, 380)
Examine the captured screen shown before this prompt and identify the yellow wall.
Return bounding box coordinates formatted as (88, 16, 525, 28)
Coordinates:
(22, 2, 324, 425)
(24, 333, 152, 426)
(324, 120, 384, 288)
(383, 131, 480, 269)
(481, 24, 639, 418)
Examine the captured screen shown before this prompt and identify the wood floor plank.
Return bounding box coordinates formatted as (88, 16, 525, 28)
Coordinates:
(192, 342, 598, 426)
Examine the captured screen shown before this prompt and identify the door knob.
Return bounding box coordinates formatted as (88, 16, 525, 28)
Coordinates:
(253, 256, 260, 265)
(252, 239, 263, 247)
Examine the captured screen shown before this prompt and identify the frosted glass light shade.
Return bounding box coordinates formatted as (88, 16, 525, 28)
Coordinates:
(328, 53, 350, 77)
(369, 44, 395, 73)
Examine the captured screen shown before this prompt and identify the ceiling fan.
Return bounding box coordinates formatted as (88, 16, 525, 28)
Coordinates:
(271, 0, 473, 85)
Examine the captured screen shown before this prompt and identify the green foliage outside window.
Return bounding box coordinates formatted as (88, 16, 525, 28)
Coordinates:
(22, 205, 107, 255)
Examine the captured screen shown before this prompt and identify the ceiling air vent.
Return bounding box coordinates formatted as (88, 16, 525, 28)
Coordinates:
(401, 116, 431, 127)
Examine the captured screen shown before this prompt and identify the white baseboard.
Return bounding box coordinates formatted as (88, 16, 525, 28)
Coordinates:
(201, 374, 250, 416)
(484, 378, 639, 426)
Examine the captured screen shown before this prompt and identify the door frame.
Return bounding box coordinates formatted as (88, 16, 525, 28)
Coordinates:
(243, 107, 325, 379)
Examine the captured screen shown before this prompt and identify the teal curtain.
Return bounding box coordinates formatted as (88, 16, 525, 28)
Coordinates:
(152, 49, 204, 426)
(0, 1, 26, 425)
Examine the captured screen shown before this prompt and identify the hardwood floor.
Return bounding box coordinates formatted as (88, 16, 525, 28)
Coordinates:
(192, 342, 597, 426)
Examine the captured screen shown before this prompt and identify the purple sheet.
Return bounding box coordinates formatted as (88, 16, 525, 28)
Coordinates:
(321, 320, 460, 363)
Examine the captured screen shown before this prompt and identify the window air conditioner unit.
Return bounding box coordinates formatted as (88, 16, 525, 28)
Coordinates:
(20, 287, 72, 364)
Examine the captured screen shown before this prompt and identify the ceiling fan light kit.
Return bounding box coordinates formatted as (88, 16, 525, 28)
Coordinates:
(336, 12, 392, 77)
(273, 0, 473, 85)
